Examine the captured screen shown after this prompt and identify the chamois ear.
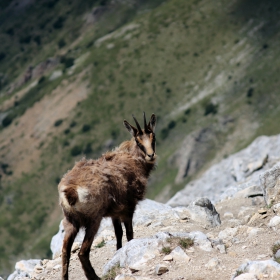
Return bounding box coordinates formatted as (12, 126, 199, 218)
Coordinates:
(123, 120, 137, 137)
(148, 114, 156, 132)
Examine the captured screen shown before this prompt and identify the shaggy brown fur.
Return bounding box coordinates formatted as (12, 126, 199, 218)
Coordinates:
(58, 113, 157, 280)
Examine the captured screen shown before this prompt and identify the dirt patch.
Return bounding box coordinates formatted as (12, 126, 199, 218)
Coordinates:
(0, 73, 89, 177)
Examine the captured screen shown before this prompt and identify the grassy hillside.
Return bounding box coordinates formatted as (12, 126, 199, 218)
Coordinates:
(1, 0, 280, 276)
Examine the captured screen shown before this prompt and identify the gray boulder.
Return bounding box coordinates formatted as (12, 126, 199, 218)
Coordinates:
(260, 163, 280, 206)
(103, 231, 212, 275)
(168, 135, 280, 207)
(175, 197, 221, 227)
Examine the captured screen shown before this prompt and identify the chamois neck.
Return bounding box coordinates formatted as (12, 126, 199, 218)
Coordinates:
(117, 139, 156, 176)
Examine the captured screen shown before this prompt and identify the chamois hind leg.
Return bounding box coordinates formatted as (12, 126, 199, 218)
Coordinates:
(78, 219, 101, 280)
(124, 214, 134, 242)
(61, 218, 79, 280)
(112, 217, 123, 250)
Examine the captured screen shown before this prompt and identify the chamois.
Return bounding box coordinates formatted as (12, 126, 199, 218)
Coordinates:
(58, 113, 157, 280)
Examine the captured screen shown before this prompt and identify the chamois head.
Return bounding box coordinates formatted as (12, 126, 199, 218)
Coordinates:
(124, 112, 156, 163)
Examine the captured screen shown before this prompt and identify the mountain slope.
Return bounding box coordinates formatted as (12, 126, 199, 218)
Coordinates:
(1, 0, 280, 276)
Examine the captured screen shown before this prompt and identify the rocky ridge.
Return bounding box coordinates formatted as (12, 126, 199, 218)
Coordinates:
(6, 134, 280, 280)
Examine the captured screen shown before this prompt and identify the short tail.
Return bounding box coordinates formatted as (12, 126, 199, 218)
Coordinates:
(63, 187, 78, 206)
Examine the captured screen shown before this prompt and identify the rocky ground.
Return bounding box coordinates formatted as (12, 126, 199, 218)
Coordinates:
(7, 136, 280, 280)
(7, 194, 280, 280)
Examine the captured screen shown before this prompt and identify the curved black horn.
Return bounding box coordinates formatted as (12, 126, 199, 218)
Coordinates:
(143, 111, 148, 132)
(132, 115, 143, 134)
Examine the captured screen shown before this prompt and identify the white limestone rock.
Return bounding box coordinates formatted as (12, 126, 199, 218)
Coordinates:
(103, 231, 211, 275)
(234, 273, 258, 280)
(168, 135, 280, 207)
(260, 163, 280, 206)
(7, 260, 42, 280)
(268, 216, 280, 227)
(170, 246, 190, 262)
(232, 260, 280, 280)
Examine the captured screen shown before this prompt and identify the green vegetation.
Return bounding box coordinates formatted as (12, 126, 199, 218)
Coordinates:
(1, 0, 280, 277)
(161, 246, 172, 255)
(95, 240, 106, 248)
(102, 264, 121, 280)
(179, 238, 194, 249)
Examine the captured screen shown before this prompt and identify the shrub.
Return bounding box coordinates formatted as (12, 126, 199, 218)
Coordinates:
(20, 35, 32, 44)
(179, 238, 194, 249)
(160, 128, 169, 140)
(38, 76, 46, 84)
(84, 143, 92, 155)
(61, 56, 74, 68)
(204, 102, 218, 116)
(168, 120, 176, 129)
(53, 16, 65, 29)
(6, 28, 14, 36)
(161, 246, 171, 255)
(95, 240, 105, 248)
(54, 119, 63, 127)
(82, 124, 91, 132)
(34, 35, 41, 46)
(111, 128, 119, 139)
(58, 38, 66, 49)
(0, 52, 6, 62)
(71, 145, 82, 156)
(247, 88, 254, 98)
(70, 121, 77, 127)
(2, 114, 13, 127)
(63, 140, 69, 147)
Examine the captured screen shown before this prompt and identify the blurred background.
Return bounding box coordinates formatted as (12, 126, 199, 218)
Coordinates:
(0, 0, 280, 277)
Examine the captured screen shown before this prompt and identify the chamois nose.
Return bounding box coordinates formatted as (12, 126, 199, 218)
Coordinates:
(147, 153, 155, 159)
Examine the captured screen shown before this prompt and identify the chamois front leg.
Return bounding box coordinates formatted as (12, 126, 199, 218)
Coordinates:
(78, 219, 101, 280)
(112, 217, 123, 250)
(61, 218, 78, 280)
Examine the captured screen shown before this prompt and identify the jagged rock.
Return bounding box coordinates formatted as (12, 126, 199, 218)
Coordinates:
(155, 264, 169, 275)
(232, 260, 280, 279)
(234, 185, 263, 199)
(103, 231, 211, 275)
(7, 260, 42, 280)
(168, 135, 280, 207)
(170, 246, 190, 262)
(169, 128, 217, 184)
(175, 197, 221, 227)
(260, 163, 280, 206)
